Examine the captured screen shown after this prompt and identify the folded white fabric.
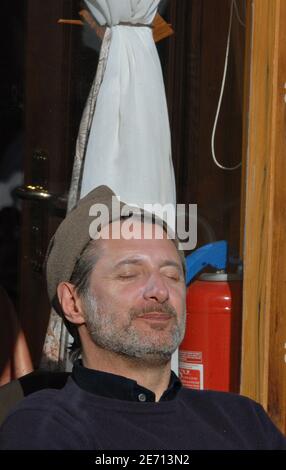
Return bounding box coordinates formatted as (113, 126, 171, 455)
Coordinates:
(80, 0, 176, 216)
(86, 0, 159, 25)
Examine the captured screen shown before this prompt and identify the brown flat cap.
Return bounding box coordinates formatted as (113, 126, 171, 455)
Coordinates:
(46, 185, 185, 308)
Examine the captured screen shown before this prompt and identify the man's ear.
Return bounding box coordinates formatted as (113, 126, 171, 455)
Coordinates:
(57, 282, 85, 325)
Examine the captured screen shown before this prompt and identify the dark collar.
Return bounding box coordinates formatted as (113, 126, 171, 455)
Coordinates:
(72, 360, 182, 402)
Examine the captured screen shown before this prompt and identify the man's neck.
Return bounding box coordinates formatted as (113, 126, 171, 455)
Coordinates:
(81, 346, 172, 402)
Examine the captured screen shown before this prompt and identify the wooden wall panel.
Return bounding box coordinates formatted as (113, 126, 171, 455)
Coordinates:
(241, 0, 286, 432)
(266, 0, 286, 432)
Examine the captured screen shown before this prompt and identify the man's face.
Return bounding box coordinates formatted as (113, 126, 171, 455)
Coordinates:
(82, 220, 186, 366)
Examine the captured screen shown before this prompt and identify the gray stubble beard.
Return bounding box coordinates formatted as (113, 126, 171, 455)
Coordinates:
(82, 291, 186, 366)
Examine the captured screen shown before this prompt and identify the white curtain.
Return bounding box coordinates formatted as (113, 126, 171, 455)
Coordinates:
(80, 0, 176, 209)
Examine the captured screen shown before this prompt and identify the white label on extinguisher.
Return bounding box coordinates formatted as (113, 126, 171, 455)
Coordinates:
(179, 363, 204, 390)
(180, 350, 202, 363)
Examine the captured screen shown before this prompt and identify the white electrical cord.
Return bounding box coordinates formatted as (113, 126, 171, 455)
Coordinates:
(211, 0, 245, 171)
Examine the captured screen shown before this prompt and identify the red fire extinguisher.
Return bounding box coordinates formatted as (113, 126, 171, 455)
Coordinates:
(179, 242, 243, 393)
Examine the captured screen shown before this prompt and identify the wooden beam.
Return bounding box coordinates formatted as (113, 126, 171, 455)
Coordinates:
(267, 0, 286, 433)
(241, 0, 286, 432)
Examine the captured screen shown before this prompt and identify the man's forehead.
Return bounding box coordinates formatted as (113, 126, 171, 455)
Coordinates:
(95, 242, 183, 276)
(92, 219, 185, 274)
(96, 221, 181, 263)
(99, 232, 179, 257)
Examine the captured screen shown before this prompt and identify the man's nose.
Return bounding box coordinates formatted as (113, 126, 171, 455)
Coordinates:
(143, 273, 169, 303)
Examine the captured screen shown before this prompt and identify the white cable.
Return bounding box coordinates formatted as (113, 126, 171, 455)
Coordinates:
(211, 0, 242, 171)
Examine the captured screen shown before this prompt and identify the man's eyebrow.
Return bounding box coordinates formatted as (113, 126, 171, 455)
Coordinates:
(114, 257, 145, 269)
(114, 257, 183, 273)
(159, 260, 184, 274)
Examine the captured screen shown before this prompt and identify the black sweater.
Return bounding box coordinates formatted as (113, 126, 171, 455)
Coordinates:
(0, 377, 285, 450)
